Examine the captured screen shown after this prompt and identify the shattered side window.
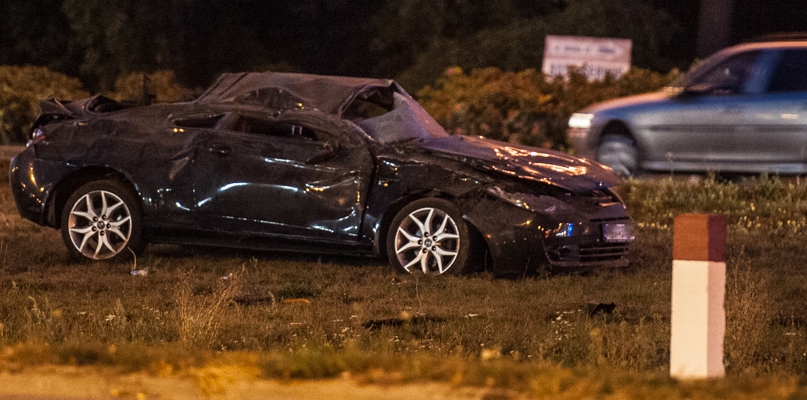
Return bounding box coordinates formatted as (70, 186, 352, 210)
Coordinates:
(356, 92, 449, 143)
(233, 87, 306, 110)
(343, 87, 394, 120)
(219, 114, 327, 142)
(88, 95, 137, 113)
(173, 114, 225, 128)
(343, 97, 391, 120)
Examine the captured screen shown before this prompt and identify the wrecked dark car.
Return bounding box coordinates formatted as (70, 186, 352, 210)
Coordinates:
(10, 72, 635, 276)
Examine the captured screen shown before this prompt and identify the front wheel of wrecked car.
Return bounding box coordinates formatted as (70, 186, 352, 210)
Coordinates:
(60, 180, 145, 262)
(386, 198, 473, 275)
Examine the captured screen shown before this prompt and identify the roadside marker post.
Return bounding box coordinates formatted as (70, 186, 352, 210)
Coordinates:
(670, 214, 727, 379)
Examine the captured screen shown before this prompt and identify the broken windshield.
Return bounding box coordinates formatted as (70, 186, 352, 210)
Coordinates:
(355, 92, 449, 144)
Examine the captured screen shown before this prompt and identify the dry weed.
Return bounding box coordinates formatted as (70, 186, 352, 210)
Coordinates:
(175, 266, 244, 349)
(724, 251, 771, 374)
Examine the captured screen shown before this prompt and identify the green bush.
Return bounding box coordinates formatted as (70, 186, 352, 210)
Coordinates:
(417, 66, 678, 150)
(109, 70, 191, 103)
(0, 66, 88, 144)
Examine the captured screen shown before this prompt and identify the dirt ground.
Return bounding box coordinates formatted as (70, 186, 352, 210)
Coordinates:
(0, 366, 523, 400)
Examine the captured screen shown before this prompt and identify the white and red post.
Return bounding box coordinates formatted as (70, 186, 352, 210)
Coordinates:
(670, 214, 727, 379)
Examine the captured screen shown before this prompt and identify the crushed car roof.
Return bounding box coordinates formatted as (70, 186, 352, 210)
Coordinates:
(195, 72, 403, 115)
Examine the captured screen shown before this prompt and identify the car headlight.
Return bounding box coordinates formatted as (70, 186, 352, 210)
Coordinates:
(545, 222, 597, 238)
(550, 222, 575, 237)
(486, 186, 575, 214)
(568, 113, 593, 129)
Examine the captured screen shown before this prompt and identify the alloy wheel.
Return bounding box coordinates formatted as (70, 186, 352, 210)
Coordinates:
(393, 206, 461, 274)
(67, 190, 133, 260)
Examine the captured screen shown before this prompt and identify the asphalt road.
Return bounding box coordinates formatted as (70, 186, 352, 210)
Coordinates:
(0, 145, 25, 160)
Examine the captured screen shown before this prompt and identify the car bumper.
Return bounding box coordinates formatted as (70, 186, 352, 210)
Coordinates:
(464, 196, 634, 276)
(10, 146, 74, 226)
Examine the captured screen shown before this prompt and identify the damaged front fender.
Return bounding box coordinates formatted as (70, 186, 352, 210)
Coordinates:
(464, 184, 633, 276)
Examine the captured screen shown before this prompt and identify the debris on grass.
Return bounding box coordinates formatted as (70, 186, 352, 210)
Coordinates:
(363, 312, 445, 330)
(587, 301, 616, 316)
(281, 298, 311, 305)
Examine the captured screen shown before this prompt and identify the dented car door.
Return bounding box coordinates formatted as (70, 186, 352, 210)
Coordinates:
(192, 112, 373, 243)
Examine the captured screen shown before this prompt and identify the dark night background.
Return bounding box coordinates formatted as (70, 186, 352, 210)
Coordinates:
(0, 0, 805, 92)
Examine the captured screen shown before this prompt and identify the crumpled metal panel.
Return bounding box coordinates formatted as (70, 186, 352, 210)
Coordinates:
(417, 135, 622, 193)
(196, 72, 402, 116)
(191, 122, 372, 242)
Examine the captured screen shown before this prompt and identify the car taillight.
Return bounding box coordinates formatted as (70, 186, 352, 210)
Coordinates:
(30, 127, 46, 145)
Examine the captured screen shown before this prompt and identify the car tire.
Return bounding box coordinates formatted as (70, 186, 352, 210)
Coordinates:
(598, 134, 638, 178)
(60, 180, 146, 262)
(386, 198, 473, 275)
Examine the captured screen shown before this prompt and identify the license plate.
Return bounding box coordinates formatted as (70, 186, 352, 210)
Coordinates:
(603, 223, 635, 243)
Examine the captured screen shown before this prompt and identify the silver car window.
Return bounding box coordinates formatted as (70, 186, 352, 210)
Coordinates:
(767, 49, 807, 93)
(688, 50, 763, 95)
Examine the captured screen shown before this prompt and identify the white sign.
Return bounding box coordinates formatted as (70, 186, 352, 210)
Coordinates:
(542, 35, 632, 80)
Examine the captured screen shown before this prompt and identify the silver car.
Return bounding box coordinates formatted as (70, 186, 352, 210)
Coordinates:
(568, 40, 807, 177)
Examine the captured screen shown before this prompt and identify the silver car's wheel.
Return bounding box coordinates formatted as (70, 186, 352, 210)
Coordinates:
(598, 134, 638, 178)
(61, 180, 145, 261)
(386, 198, 473, 275)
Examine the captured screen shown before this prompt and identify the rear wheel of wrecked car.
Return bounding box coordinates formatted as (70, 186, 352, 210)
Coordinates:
(61, 180, 145, 262)
(386, 198, 473, 275)
(598, 134, 638, 178)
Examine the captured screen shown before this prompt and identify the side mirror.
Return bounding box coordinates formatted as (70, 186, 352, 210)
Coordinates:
(680, 83, 714, 96)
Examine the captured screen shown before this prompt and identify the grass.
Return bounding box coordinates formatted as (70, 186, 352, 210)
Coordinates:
(2, 162, 807, 397)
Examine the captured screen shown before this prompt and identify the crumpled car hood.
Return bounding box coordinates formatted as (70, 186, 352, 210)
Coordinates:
(419, 135, 622, 192)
